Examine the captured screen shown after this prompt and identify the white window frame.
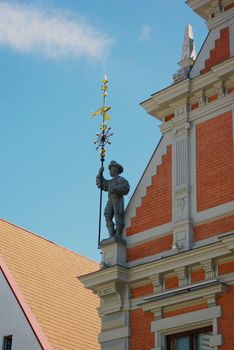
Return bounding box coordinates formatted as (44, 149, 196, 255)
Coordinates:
(150, 306, 222, 350)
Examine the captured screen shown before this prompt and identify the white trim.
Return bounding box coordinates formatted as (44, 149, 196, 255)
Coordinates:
(193, 230, 234, 248)
(151, 306, 222, 350)
(126, 223, 172, 247)
(193, 203, 234, 224)
(232, 102, 234, 147)
(127, 249, 173, 268)
(189, 94, 233, 123)
(144, 279, 218, 301)
(98, 326, 129, 343)
(208, 8, 234, 30)
(141, 283, 223, 312)
(230, 17, 234, 56)
(190, 116, 197, 220)
(151, 306, 221, 331)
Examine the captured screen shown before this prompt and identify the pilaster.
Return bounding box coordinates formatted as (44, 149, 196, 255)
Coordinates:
(172, 104, 193, 251)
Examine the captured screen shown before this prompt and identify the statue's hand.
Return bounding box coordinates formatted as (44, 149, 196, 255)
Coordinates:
(98, 166, 104, 176)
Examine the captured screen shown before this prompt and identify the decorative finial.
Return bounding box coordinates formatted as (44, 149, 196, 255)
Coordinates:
(92, 75, 113, 160)
(173, 24, 196, 83)
(181, 24, 196, 61)
(91, 75, 113, 246)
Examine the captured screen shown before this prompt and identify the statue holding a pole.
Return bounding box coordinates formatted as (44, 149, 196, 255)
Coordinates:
(92, 76, 130, 246)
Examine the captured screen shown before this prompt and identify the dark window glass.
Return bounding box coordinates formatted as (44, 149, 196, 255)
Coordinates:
(167, 327, 212, 350)
(3, 336, 12, 350)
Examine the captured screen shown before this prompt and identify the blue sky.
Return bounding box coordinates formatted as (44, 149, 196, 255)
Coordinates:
(0, 0, 207, 261)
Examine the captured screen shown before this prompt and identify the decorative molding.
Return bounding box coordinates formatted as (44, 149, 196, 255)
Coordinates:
(151, 306, 221, 332)
(80, 235, 234, 290)
(140, 282, 224, 313)
(151, 306, 222, 350)
(98, 326, 130, 343)
(150, 273, 163, 293)
(201, 259, 216, 280)
(97, 282, 123, 315)
(153, 307, 162, 320)
(189, 93, 233, 123)
(101, 337, 129, 350)
(175, 266, 188, 286)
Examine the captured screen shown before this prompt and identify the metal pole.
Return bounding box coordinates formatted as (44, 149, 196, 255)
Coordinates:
(97, 76, 108, 247)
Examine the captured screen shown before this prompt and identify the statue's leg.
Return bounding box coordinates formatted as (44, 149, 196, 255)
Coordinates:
(104, 201, 114, 237)
(113, 198, 125, 237)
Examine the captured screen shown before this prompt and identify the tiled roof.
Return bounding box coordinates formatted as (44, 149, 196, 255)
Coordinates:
(0, 219, 100, 350)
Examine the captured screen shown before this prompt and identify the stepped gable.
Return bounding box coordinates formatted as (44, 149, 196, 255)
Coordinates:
(126, 144, 172, 237)
(189, 0, 233, 79)
(0, 219, 100, 350)
(200, 27, 230, 74)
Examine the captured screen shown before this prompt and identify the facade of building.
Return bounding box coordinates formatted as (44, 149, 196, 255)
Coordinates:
(81, 1, 234, 349)
(0, 219, 100, 350)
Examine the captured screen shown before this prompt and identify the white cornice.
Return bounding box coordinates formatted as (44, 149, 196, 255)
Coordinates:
(128, 234, 234, 283)
(208, 8, 234, 29)
(79, 265, 128, 290)
(141, 57, 234, 121)
(140, 282, 224, 311)
(141, 80, 190, 119)
(80, 234, 234, 291)
(189, 93, 233, 122)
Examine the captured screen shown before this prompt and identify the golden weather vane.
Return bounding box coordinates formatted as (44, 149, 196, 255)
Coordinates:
(92, 75, 113, 246)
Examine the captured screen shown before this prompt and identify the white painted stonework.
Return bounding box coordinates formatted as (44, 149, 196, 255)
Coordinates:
(0, 270, 42, 350)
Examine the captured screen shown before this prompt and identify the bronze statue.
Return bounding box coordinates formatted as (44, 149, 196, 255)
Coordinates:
(96, 161, 130, 237)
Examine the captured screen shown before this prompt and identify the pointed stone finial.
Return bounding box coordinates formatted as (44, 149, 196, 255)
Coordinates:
(181, 24, 196, 62)
(173, 25, 196, 83)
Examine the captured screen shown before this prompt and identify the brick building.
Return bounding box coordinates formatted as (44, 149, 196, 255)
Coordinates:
(81, 1, 234, 349)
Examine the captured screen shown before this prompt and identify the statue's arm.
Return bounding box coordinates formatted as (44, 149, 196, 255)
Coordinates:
(96, 167, 109, 191)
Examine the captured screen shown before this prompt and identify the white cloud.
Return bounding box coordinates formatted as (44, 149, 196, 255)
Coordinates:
(139, 24, 152, 41)
(0, 2, 112, 59)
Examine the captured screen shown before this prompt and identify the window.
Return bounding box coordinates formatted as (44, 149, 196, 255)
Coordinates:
(166, 327, 212, 350)
(2, 336, 12, 350)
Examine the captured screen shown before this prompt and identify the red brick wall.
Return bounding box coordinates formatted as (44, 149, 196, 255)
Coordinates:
(227, 86, 234, 94)
(165, 276, 178, 290)
(200, 27, 230, 74)
(127, 233, 173, 262)
(218, 260, 234, 275)
(194, 214, 234, 241)
(191, 102, 199, 110)
(191, 269, 205, 283)
(207, 94, 218, 103)
(196, 111, 234, 212)
(218, 286, 234, 350)
(165, 113, 174, 122)
(164, 303, 208, 318)
(126, 145, 172, 236)
(130, 309, 154, 350)
(131, 284, 154, 299)
(224, 2, 234, 11)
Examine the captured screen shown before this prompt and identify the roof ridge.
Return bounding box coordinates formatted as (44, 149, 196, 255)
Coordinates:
(0, 218, 98, 264)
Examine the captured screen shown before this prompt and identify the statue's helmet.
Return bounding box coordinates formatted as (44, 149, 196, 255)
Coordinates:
(108, 161, 123, 174)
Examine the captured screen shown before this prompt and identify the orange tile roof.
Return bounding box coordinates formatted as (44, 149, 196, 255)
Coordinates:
(0, 219, 100, 350)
